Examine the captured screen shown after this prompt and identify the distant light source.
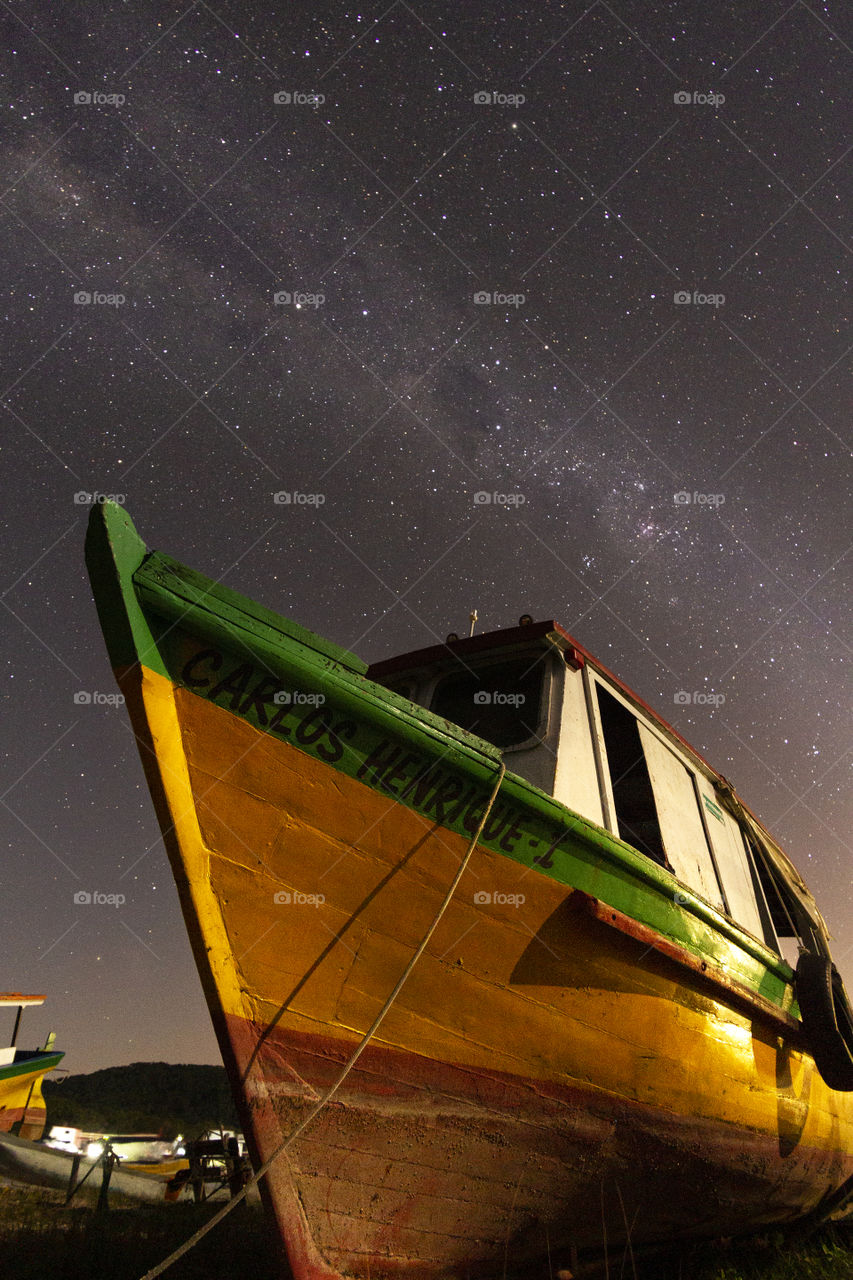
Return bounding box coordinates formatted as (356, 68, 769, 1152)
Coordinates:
(518, 614, 533, 626)
(86, 1141, 104, 1160)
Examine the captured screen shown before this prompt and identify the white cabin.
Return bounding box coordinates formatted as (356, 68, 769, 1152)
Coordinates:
(368, 618, 804, 963)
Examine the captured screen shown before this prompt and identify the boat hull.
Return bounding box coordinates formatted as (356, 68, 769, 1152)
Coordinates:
(0, 1054, 63, 1141)
(117, 657, 853, 1276)
(84, 503, 853, 1277)
(0, 1131, 177, 1202)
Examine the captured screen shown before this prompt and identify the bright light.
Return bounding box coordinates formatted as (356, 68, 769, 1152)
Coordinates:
(86, 1142, 104, 1159)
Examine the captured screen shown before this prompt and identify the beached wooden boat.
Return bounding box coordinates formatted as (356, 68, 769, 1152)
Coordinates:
(85, 500, 853, 1276)
(0, 995, 64, 1140)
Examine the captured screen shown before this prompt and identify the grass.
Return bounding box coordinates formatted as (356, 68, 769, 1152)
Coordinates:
(564, 1222, 853, 1280)
(1, 1179, 851, 1280)
(670, 1223, 853, 1280)
(0, 1180, 284, 1279)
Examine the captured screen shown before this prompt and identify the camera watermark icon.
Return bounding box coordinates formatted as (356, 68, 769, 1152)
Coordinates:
(473, 491, 526, 507)
(273, 890, 325, 905)
(473, 91, 526, 106)
(273, 290, 325, 308)
(674, 90, 725, 107)
(73, 91, 126, 107)
(673, 491, 725, 507)
(673, 289, 724, 307)
(673, 890, 691, 905)
(73, 291, 126, 307)
(473, 290, 525, 307)
(272, 491, 325, 506)
(473, 691, 525, 707)
(74, 491, 126, 506)
(73, 890, 126, 907)
(674, 690, 726, 707)
(273, 91, 325, 106)
(73, 690, 126, 707)
(272, 691, 326, 706)
(473, 890, 525, 906)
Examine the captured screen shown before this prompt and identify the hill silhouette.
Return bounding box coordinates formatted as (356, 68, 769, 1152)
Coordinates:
(42, 1062, 239, 1138)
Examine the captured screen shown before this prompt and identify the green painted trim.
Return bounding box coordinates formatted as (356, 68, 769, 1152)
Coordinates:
(139, 551, 367, 674)
(134, 559, 502, 765)
(87, 503, 796, 1016)
(703, 794, 725, 823)
(86, 502, 365, 676)
(84, 502, 168, 678)
(0, 1053, 64, 1085)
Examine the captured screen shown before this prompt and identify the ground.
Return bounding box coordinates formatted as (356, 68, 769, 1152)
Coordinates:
(0, 1177, 851, 1280)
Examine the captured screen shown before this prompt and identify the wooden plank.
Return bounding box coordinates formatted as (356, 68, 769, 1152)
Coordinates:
(567, 889, 801, 1034)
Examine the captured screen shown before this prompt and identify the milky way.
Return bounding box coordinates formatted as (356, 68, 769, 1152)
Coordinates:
(1, 2, 849, 1071)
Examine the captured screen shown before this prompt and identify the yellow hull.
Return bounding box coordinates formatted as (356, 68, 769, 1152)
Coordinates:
(121, 1158, 191, 1179)
(0, 1067, 52, 1141)
(118, 656, 853, 1274)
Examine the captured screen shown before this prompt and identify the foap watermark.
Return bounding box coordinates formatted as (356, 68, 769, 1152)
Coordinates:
(673, 490, 725, 507)
(473, 91, 526, 106)
(73, 890, 126, 907)
(473, 290, 525, 308)
(673, 889, 691, 906)
(272, 491, 325, 506)
(73, 291, 126, 307)
(74, 90, 126, 107)
(273, 691, 326, 707)
(674, 90, 725, 107)
(74, 490, 126, 506)
(673, 289, 724, 307)
(73, 690, 125, 707)
(674, 690, 726, 708)
(473, 691, 525, 707)
(473, 491, 526, 507)
(474, 890, 525, 906)
(273, 890, 325, 905)
(273, 91, 325, 106)
(274, 290, 325, 309)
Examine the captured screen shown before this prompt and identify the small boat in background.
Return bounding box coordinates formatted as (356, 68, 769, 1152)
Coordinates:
(85, 500, 853, 1277)
(0, 1129, 181, 1202)
(44, 1126, 189, 1178)
(0, 994, 63, 1140)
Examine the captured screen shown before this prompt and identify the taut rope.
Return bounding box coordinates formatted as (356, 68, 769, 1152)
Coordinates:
(140, 758, 506, 1279)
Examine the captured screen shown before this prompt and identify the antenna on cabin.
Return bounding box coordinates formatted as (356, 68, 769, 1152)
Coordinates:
(469, 609, 478, 637)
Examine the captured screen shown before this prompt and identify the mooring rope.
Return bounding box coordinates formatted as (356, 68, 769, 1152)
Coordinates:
(140, 758, 506, 1279)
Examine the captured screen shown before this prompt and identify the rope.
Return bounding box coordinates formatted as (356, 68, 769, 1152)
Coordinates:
(140, 758, 506, 1279)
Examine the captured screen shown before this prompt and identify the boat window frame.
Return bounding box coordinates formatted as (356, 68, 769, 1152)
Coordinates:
(588, 677, 669, 867)
(741, 829, 819, 967)
(584, 668, 733, 909)
(740, 829, 782, 953)
(690, 773, 733, 918)
(421, 647, 557, 755)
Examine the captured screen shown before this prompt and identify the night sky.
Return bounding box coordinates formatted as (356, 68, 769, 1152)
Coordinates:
(2, 3, 850, 1076)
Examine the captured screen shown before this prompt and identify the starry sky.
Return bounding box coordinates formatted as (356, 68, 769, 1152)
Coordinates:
(1, 2, 850, 1075)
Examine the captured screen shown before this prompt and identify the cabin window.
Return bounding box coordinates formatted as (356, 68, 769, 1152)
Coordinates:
(429, 656, 547, 749)
(698, 789, 766, 939)
(744, 832, 804, 966)
(596, 687, 667, 865)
